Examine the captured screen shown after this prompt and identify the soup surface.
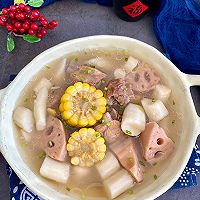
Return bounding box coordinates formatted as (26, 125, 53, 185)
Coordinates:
(13, 48, 181, 200)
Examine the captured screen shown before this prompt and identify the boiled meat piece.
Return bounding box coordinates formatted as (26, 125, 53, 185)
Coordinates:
(106, 78, 135, 106)
(94, 112, 123, 144)
(40, 115, 68, 162)
(94, 123, 107, 136)
(110, 108, 121, 121)
(104, 120, 124, 144)
(70, 65, 107, 86)
(102, 112, 112, 123)
(140, 122, 174, 164)
(48, 87, 65, 109)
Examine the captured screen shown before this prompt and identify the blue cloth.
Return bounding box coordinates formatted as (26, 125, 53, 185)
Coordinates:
(171, 144, 200, 189)
(97, 0, 113, 7)
(0, 0, 59, 9)
(82, 0, 113, 6)
(6, 73, 200, 198)
(154, 0, 200, 74)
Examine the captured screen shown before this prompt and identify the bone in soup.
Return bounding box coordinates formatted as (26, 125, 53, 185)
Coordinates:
(13, 48, 180, 199)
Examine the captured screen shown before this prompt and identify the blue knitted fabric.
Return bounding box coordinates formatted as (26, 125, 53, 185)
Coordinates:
(154, 0, 200, 74)
(0, 0, 59, 9)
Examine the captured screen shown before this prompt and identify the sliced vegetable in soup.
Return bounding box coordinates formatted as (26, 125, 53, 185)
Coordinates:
(13, 48, 180, 199)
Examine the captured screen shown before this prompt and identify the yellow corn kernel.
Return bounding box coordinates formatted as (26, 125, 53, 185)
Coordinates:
(61, 93, 72, 102)
(97, 152, 105, 161)
(97, 144, 106, 152)
(96, 97, 107, 106)
(68, 137, 75, 144)
(47, 108, 57, 117)
(78, 117, 88, 127)
(63, 101, 73, 110)
(90, 143, 97, 152)
(86, 113, 96, 126)
(74, 82, 83, 92)
(82, 83, 90, 92)
(87, 128, 95, 135)
(71, 157, 80, 165)
(96, 137, 105, 145)
(68, 114, 79, 126)
(94, 89, 103, 98)
(89, 86, 96, 93)
(59, 103, 64, 112)
(87, 128, 96, 142)
(97, 105, 106, 114)
(71, 131, 81, 141)
(92, 110, 103, 121)
(66, 86, 77, 96)
(67, 144, 74, 151)
(62, 110, 74, 120)
(79, 128, 88, 135)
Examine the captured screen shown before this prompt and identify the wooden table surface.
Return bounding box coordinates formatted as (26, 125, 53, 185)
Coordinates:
(0, 1, 200, 199)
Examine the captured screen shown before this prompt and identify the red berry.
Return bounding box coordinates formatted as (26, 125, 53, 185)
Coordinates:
(48, 25, 54, 30)
(19, 28, 25, 34)
(24, 6, 31, 13)
(0, 20, 5, 26)
(2, 8, 9, 15)
(34, 10, 40, 15)
(30, 15, 36, 21)
(0, 16, 8, 23)
(40, 16, 46, 21)
(18, 3, 25, 10)
(10, 5, 16, 12)
(41, 20, 48, 26)
(16, 12, 25, 21)
(9, 12, 15, 19)
(31, 11, 40, 19)
(11, 19, 16, 25)
(50, 20, 58, 28)
(31, 23, 39, 31)
(41, 29, 47, 36)
(6, 24, 13, 31)
(23, 22, 30, 30)
(16, 7, 21, 13)
(15, 22, 21, 29)
(36, 32, 43, 38)
(13, 28, 18, 33)
(28, 29, 35, 35)
(24, 19, 30, 24)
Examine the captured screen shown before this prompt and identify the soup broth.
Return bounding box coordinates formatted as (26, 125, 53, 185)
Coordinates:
(13, 48, 181, 200)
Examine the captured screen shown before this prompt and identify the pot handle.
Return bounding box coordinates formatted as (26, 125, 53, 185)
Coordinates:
(0, 87, 7, 153)
(185, 74, 200, 134)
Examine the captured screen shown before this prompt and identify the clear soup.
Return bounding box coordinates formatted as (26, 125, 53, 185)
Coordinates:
(14, 48, 181, 200)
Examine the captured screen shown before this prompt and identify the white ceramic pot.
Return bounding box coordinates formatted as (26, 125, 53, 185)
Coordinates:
(0, 36, 200, 200)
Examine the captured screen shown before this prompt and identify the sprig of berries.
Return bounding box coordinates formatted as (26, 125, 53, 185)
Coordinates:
(0, 0, 58, 52)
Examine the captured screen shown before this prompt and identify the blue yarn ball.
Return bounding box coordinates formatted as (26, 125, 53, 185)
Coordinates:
(154, 0, 200, 74)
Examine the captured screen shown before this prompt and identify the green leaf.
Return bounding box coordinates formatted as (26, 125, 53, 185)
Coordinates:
(27, 0, 44, 7)
(7, 35, 15, 52)
(23, 34, 41, 43)
(0, 11, 2, 15)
